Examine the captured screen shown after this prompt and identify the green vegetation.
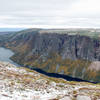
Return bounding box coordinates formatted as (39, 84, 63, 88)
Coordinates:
(1, 28, 100, 82)
(24, 53, 92, 81)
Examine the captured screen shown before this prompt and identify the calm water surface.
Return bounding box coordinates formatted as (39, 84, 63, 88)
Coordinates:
(0, 47, 95, 83)
(0, 47, 19, 66)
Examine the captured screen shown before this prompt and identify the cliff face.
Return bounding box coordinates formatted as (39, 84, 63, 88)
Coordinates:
(1, 29, 100, 82)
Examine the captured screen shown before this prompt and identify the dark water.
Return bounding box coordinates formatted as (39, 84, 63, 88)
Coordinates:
(0, 47, 19, 66)
(27, 67, 95, 83)
(0, 47, 96, 83)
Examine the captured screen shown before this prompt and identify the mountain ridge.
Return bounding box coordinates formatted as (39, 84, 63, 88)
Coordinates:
(1, 28, 100, 82)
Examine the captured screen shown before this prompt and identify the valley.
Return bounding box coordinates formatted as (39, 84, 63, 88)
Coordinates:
(0, 28, 100, 83)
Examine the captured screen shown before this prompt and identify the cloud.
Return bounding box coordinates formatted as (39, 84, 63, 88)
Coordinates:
(0, 0, 100, 28)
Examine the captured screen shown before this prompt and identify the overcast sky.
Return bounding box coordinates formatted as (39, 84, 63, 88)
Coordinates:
(0, 0, 100, 28)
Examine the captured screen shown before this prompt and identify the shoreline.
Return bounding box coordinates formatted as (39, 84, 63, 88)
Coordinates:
(0, 47, 97, 84)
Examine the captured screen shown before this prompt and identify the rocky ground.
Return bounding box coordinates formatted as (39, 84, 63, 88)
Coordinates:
(0, 61, 100, 100)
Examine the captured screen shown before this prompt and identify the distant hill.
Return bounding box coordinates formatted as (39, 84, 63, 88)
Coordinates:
(0, 28, 26, 35)
(0, 28, 26, 32)
(0, 32, 14, 35)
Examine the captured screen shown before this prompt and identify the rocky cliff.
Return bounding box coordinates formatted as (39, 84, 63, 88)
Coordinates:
(1, 28, 100, 82)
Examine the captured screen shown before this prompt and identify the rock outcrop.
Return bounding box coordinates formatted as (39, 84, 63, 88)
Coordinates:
(0, 61, 100, 100)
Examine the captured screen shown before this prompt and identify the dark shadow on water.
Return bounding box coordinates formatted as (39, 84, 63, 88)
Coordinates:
(0, 47, 97, 84)
(25, 66, 97, 84)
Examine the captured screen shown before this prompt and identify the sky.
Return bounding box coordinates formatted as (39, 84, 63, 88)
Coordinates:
(0, 0, 100, 28)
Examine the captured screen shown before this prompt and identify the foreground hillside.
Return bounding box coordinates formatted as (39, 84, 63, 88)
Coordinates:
(1, 28, 100, 82)
(0, 61, 100, 100)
